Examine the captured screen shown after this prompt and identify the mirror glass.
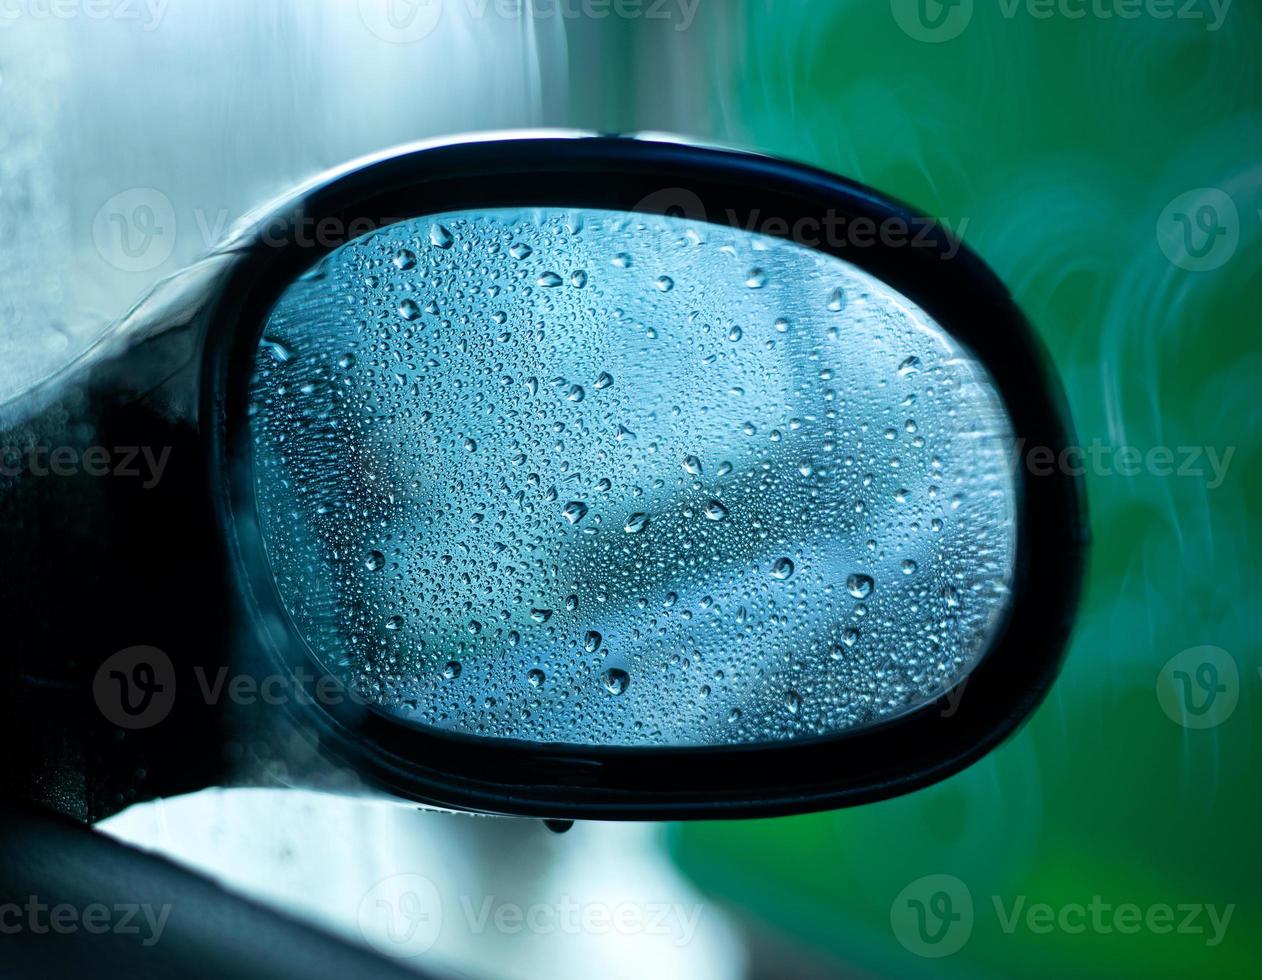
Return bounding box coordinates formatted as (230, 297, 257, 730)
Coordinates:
(249, 207, 1016, 746)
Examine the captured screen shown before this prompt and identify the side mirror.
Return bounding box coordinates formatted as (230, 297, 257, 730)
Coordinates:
(5, 133, 1086, 821)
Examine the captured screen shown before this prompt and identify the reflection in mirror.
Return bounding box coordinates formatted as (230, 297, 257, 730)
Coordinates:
(250, 208, 1016, 747)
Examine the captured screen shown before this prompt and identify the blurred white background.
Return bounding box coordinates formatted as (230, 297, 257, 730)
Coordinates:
(0, 0, 729, 399)
(103, 790, 744, 980)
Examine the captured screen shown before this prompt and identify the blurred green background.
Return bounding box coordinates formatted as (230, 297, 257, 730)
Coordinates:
(662, 2, 1262, 977)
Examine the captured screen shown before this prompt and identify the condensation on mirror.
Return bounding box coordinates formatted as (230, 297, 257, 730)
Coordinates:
(249, 208, 1017, 746)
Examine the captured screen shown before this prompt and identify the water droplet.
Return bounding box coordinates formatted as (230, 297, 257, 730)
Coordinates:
(562, 501, 589, 525)
(250, 203, 1018, 749)
(703, 499, 730, 522)
(846, 573, 874, 599)
(537, 271, 563, 287)
(602, 668, 630, 695)
(527, 668, 546, 688)
(612, 252, 632, 268)
(385, 615, 403, 631)
(398, 299, 421, 321)
(429, 224, 454, 249)
(745, 268, 767, 288)
(785, 690, 802, 714)
(624, 512, 650, 534)
(442, 661, 462, 680)
(901, 559, 918, 575)
(654, 275, 674, 292)
(897, 356, 922, 376)
(827, 287, 846, 312)
(530, 608, 553, 624)
(263, 338, 293, 363)
(566, 384, 586, 402)
(570, 270, 588, 288)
